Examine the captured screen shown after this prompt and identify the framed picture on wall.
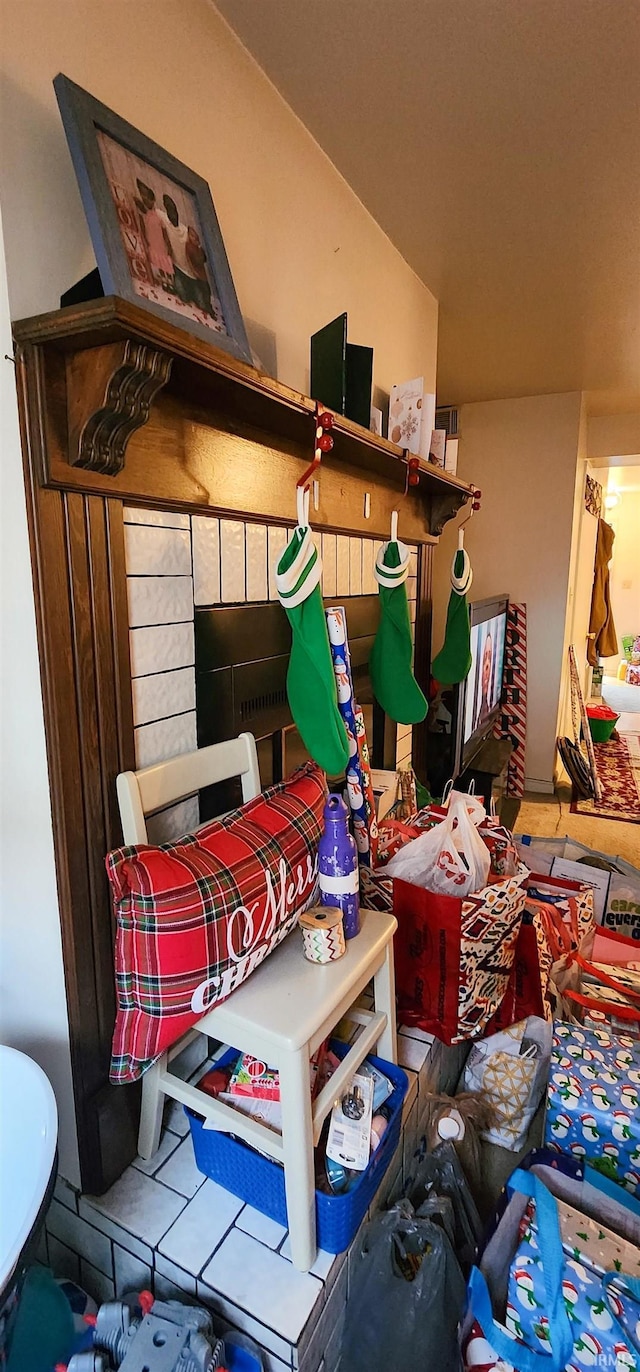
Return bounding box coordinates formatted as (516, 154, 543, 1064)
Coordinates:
(54, 74, 252, 364)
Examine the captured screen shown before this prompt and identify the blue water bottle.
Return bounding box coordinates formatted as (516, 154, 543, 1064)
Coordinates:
(317, 794, 360, 939)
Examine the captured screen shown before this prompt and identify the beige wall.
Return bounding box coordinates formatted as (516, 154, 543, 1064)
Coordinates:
(606, 466, 640, 669)
(0, 203, 80, 1185)
(0, 0, 437, 394)
(432, 393, 583, 793)
(0, 0, 438, 1181)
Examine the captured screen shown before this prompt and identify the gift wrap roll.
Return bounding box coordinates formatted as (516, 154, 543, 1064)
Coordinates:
(325, 606, 376, 866)
(299, 906, 346, 964)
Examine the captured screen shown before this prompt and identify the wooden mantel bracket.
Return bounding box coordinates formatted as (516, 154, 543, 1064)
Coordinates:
(428, 484, 471, 537)
(66, 339, 173, 474)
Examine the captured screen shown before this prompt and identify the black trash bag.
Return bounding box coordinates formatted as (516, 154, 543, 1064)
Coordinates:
(337, 1200, 466, 1372)
(408, 1140, 483, 1269)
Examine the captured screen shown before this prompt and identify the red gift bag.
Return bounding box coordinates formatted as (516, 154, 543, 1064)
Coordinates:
(486, 873, 597, 1034)
(486, 897, 571, 1032)
(393, 864, 528, 1044)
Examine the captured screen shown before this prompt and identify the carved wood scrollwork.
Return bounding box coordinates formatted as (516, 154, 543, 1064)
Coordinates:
(66, 339, 173, 474)
(428, 487, 471, 537)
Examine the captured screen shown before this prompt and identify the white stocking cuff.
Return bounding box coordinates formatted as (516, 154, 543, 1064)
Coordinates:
(374, 539, 410, 589)
(276, 528, 323, 608)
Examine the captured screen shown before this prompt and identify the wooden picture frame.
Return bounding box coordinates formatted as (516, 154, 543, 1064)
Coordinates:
(54, 74, 252, 364)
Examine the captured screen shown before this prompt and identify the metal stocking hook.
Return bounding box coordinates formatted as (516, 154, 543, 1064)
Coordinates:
(458, 485, 482, 548)
(296, 402, 334, 521)
(391, 451, 421, 543)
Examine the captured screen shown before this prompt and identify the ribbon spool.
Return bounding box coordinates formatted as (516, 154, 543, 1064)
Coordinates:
(299, 906, 346, 964)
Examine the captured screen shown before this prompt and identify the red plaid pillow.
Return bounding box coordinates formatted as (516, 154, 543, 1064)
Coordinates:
(106, 761, 327, 1082)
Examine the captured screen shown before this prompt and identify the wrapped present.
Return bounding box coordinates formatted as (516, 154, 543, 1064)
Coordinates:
(463, 1167, 640, 1372)
(519, 1195, 640, 1284)
(508, 1206, 640, 1370)
(353, 706, 378, 866)
(326, 606, 378, 865)
(545, 1023, 640, 1198)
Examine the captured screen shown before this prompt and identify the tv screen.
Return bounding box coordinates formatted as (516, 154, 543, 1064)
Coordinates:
(461, 597, 508, 763)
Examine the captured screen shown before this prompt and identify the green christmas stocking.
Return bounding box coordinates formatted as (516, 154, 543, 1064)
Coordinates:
(370, 536, 427, 724)
(276, 524, 350, 776)
(432, 547, 473, 685)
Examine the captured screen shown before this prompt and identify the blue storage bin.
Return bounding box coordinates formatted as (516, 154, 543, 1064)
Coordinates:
(186, 1041, 408, 1254)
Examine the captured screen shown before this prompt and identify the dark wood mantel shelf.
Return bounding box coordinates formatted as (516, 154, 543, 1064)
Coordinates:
(13, 296, 471, 542)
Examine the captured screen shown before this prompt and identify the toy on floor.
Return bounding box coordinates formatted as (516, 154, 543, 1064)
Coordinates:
(62, 1293, 227, 1372)
(57, 1293, 266, 1372)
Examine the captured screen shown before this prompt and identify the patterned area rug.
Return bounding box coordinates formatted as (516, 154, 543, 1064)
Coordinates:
(572, 731, 640, 824)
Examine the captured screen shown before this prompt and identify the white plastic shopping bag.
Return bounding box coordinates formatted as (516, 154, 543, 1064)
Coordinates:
(386, 794, 490, 897)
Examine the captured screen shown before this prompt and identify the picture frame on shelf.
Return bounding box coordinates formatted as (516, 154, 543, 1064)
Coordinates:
(54, 73, 252, 364)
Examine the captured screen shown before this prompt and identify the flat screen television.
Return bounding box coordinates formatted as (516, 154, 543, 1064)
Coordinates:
(458, 595, 509, 771)
(426, 593, 509, 797)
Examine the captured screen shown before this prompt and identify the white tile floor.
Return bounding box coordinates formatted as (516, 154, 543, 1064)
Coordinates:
(42, 1022, 458, 1372)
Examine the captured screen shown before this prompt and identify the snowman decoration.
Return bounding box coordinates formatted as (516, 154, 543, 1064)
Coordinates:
(611, 1110, 632, 1143)
(607, 1291, 625, 1321)
(580, 1113, 600, 1143)
(622, 1169, 640, 1193)
(554, 1073, 583, 1107)
(352, 816, 369, 855)
(586, 1297, 613, 1332)
(533, 1316, 551, 1348)
(602, 1141, 620, 1166)
(326, 608, 345, 647)
(566, 1257, 590, 1285)
(550, 1111, 573, 1141)
(590, 1082, 613, 1112)
(344, 720, 358, 759)
(346, 769, 364, 814)
(572, 1331, 604, 1367)
(626, 1067, 640, 1085)
(333, 654, 352, 706)
(620, 1083, 639, 1112)
(464, 1326, 515, 1372)
(570, 1142, 587, 1161)
(578, 1062, 600, 1082)
(616, 1050, 634, 1069)
(505, 1302, 525, 1341)
(613, 1344, 636, 1372)
(513, 1268, 539, 1311)
(562, 1279, 581, 1318)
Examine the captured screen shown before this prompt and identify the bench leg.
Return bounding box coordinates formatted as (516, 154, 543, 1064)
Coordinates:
(279, 1047, 316, 1272)
(138, 1055, 165, 1159)
(373, 942, 397, 1063)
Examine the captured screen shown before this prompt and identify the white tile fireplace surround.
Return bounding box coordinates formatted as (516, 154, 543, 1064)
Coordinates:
(124, 506, 418, 843)
(42, 1024, 467, 1372)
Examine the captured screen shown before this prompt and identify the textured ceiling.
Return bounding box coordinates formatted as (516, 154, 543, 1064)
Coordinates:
(214, 0, 640, 407)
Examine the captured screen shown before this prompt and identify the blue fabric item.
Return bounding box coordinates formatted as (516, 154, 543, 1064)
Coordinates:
(510, 1217, 640, 1369)
(467, 1169, 575, 1372)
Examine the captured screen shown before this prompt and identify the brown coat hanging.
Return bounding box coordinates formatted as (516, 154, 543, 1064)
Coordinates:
(587, 518, 618, 667)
